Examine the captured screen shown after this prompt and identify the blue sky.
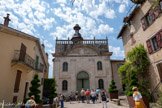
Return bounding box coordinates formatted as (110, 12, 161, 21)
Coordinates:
(0, 0, 135, 78)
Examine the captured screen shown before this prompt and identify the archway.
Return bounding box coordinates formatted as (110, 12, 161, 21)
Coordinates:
(76, 71, 90, 93)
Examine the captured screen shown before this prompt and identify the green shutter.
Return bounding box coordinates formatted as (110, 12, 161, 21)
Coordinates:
(35, 56, 39, 69)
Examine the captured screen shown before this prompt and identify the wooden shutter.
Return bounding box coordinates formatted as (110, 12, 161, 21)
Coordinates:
(14, 70, 22, 93)
(149, 9, 155, 22)
(35, 56, 39, 69)
(13, 96, 17, 103)
(23, 82, 29, 99)
(141, 17, 147, 30)
(157, 63, 162, 81)
(154, 7, 160, 19)
(156, 32, 161, 48)
(19, 43, 26, 61)
(160, 29, 162, 48)
(146, 40, 153, 54)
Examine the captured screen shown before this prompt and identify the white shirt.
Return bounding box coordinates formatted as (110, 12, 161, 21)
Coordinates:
(133, 92, 142, 101)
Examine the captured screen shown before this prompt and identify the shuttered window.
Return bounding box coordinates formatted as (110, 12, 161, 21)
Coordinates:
(141, 17, 147, 31)
(152, 37, 159, 51)
(146, 40, 153, 54)
(141, 6, 161, 31)
(14, 70, 22, 93)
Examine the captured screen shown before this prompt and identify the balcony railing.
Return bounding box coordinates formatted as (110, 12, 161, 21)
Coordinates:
(12, 50, 35, 69)
(35, 63, 44, 72)
(56, 39, 108, 45)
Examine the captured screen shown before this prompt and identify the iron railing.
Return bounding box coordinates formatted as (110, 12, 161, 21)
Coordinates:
(36, 63, 44, 72)
(12, 50, 35, 69)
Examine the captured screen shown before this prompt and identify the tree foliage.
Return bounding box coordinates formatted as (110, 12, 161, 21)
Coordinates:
(118, 44, 150, 96)
(108, 80, 118, 93)
(28, 74, 42, 103)
(43, 78, 57, 98)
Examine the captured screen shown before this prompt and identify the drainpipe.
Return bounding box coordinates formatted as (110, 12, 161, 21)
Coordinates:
(110, 60, 114, 80)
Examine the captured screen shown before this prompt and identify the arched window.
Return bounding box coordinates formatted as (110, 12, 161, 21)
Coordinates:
(98, 79, 104, 89)
(63, 62, 68, 72)
(97, 61, 102, 70)
(62, 80, 68, 91)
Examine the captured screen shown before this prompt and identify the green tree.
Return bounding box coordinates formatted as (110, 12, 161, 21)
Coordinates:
(43, 78, 57, 98)
(118, 44, 150, 96)
(28, 73, 42, 103)
(108, 80, 118, 93)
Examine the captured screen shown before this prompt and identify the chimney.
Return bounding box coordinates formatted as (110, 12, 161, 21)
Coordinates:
(42, 44, 45, 50)
(4, 14, 11, 27)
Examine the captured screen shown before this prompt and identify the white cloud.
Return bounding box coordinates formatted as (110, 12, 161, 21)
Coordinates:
(109, 46, 125, 58)
(44, 40, 53, 48)
(98, 24, 114, 34)
(105, 9, 116, 19)
(0, 0, 55, 34)
(119, 4, 126, 13)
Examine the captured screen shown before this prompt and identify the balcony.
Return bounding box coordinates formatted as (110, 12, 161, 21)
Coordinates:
(12, 50, 35, 69)
(35, 63, 44, 72)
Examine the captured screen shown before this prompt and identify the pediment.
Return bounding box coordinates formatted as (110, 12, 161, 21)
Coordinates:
(66, 46, 98, 56)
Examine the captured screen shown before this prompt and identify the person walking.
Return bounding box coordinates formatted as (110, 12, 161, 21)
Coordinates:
(96, 88, 101, 103)
(25, 95, 36, 108)
(85, 89, 90, 104)
(75, 91, 79, 103)
(91, 89, 96, 104)
(60, 93, 64, 108)
(132, 87, 147, 108)
(69, 91, 73, 104)
(101, 91, 108, 108)
(80, 88, 85, 103)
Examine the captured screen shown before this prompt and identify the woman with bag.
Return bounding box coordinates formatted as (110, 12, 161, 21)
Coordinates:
(101, 91, 108, 108)
(132, 87, 147, 108)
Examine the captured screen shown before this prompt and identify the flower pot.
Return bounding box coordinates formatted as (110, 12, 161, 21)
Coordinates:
(36, 103, 43, 108)
(108, 92, 118, 100)
(127, 96, 150, 108)
(21, 105, 25, 108)
(49, 98, 53, 104)
(142, 96, 150, 108)
(127, 96, 135, 108)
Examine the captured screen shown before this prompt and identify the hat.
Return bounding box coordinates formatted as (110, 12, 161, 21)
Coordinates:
(31, 95, 35, 99)
(132, 87, 137, 91)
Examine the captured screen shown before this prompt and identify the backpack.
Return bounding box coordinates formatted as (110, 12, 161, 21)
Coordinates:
(102, 94, 106, 101)
(86, 91, 90, 96)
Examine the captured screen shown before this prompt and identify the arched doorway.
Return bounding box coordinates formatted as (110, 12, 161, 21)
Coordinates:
(77, 71, 90, 93)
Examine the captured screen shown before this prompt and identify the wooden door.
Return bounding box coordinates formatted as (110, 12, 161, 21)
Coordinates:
(157, 63, 162, 81)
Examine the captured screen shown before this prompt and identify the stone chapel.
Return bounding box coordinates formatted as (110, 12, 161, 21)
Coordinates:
(52, 24, 124, 96)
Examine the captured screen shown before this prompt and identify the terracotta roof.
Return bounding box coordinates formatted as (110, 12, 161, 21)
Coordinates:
(123, 6, 140, 23)
(117, 24, 127, 39)
(117, 6, 140, 39)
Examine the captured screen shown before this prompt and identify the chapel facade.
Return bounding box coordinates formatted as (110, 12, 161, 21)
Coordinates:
(52, 24, 124, 95)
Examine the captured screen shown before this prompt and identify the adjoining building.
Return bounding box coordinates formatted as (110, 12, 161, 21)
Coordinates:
(52, 24, 124, 96)
(0, 14, 49, 103)
(117, 1, 162, 99)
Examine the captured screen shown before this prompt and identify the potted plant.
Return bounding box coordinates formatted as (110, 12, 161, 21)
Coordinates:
(23, 74, 43, 108)
(108, 80, 118, 100)
(118, 44, 150, 108)
(43, 78, 57, 104)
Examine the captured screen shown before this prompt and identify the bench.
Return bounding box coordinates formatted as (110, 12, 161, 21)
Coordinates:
(111, 99, 120, 105)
